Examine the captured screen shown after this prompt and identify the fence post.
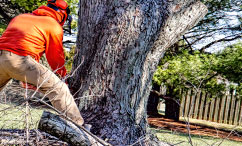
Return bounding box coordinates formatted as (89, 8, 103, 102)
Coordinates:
(233, 97, 241, 125)
(219, 94, 226, 123)
(239, 101, 242, 125)
(229, 91, 236, 125)
(209, 98, 215, 122)
(184, 89, 192, 119)
(179, 88, 185, 118)
(198, 91, 206, 120)
(224, 92, 231, 124)
(193, 90, 201, 119)
(214, 97, 221, 123)
(189, 89, 196, 118)
(203, 93, 210, 121)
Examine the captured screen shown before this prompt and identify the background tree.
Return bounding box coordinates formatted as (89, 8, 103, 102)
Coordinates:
(149, 0, 242, 119)
(151, 48, 221, 119)
(183, 0, 242, 52)
(214, 43, 242, 95)
(153, 49, 225, 95)
(70, 0, 207, 145)
(0, 0, 45, 24)
(151, 40, 242, 120)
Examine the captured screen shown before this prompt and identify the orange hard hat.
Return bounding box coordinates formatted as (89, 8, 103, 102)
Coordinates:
(47, 0, 70, 26)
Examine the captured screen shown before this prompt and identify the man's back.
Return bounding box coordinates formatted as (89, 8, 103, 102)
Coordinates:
(0, 13, 63, 61)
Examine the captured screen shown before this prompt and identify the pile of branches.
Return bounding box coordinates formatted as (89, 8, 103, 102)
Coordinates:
(0, 129, 67, 146)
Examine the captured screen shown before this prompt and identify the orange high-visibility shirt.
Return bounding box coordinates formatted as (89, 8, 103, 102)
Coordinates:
(0, 6, 66, 77)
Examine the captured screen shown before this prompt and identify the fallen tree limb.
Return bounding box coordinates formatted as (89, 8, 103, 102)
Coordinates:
(38, 111, 109, 146)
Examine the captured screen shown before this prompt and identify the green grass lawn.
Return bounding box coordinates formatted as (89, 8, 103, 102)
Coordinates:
(1, 102, 242, 146)
(179, 117, 242, 133)
(154, 128, 242, 146)
(0, 103, 51, 129)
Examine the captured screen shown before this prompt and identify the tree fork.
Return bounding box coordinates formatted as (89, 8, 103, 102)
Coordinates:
(71, 0, 207, 145)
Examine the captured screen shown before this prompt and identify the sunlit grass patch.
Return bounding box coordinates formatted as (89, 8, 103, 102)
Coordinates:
(179, 117, 242, 133)
(0, 103, 51, 129)
(154, 128, 242, 146)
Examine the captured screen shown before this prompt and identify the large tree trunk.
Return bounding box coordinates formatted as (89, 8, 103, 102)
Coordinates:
(70, 0, 207, 145)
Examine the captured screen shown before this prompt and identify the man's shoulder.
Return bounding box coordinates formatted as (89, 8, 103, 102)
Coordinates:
(39, 16, 63, 33)
(33, 14, 63, 34)
(46, 20, 63, 35)
(14, 13, 63, 34)
(15, 13, 59, 25)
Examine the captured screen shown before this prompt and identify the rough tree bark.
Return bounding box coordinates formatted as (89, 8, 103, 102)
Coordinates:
(70, 0, 207, 145)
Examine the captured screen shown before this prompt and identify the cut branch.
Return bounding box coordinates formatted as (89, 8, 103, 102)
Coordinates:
(38, 111, 108, 146)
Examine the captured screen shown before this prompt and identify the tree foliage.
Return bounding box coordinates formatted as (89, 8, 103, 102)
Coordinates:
(0, 23, 6, 35)
(215, 43, 242, 83)
(153, 41, 242, 98)
(153, 46, 224, 97)
(152, 0, 242, 99)
(10, 0, 46, 11)
(214, 43, 242, 95)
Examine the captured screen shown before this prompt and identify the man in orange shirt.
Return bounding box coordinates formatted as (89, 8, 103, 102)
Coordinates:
(0, 0, 84, 126)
